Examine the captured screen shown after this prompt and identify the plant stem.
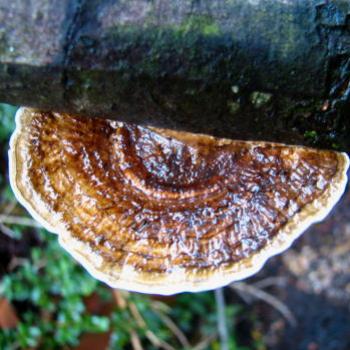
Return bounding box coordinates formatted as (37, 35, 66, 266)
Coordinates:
(215, 288, 229, 350)
(0, 214, 42, 228)
(231, 282, 296, 326)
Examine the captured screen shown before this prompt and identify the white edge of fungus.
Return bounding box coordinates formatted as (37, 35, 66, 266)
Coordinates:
(8, 107, 350, 295)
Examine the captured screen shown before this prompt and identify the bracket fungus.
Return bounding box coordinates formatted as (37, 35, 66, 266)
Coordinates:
(9, 108, 349, 295)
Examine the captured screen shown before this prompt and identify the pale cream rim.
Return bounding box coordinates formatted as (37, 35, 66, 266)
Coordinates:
(9, 107, 349, 295)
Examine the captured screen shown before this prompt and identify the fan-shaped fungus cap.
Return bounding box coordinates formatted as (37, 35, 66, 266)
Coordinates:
(9, 108, 349, 295)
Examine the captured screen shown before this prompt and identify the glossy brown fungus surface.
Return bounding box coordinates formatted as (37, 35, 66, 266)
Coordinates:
(10, 108, 349, 294)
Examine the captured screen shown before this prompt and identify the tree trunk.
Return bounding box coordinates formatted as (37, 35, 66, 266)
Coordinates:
(0, 0, 349, 150)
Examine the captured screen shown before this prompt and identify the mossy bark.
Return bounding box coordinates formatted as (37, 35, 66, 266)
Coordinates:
(0, 0, 349, 150)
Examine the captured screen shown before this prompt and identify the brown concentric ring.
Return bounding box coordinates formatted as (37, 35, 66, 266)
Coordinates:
(9, 108, 349, 294)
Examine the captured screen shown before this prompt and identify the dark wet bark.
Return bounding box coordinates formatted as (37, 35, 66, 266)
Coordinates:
(0, 0, 349, 150)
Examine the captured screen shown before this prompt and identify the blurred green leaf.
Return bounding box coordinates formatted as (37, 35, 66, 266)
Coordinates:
(0, 103, 17, 142)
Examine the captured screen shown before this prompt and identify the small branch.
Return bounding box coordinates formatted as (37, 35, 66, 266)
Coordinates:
(151, 304, 191, 349)
(0, 222, 18, 239)
(192, 333, 218, 350)
(2, 201, 17, 216)
(113, 290, 145, 350)
(130, 330, 144, 350)
(129, 300, 175, 350)
(8, 257, 28, 271)
(231, 282, 296, 326)
(113, 289, 128, 309)
(0, 215, 42, 228)
(150, 300, 171, 313)
(113, 291, 175, 350)
(145, 330, 175, 350)
(253, 277, 288, 289)
(215, 288, 229, 350)
(129, 302, 147, 327)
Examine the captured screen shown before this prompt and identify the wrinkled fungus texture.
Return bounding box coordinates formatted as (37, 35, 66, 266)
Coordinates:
(11, 109, 348, 293)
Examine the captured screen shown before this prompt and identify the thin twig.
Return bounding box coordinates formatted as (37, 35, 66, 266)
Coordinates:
(2, 201, 17, 216)
(233, 288, 252, 304)
(129, 302, 147, 328)
(0, 222, 18, 239)
(129, 301, 175, 350)
(231, 282, 296, 326)
(253, 277, 288, 289)
(151, 304, 191, 348)
(114, 290, 145, 350)
(234, 277, 288, 304)
(0, 215, 42, 228)
(8, 257, 28, 271)
(215, 288, 229, 350)
(145, 330, 175, 350)
(130, 330, 144, 350)
(150, 300, 171, 313)
(113, 289, 128, 309)
(192, 333, 218, 350)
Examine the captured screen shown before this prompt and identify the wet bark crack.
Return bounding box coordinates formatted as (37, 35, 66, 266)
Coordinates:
(61, 0, 87, 108)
